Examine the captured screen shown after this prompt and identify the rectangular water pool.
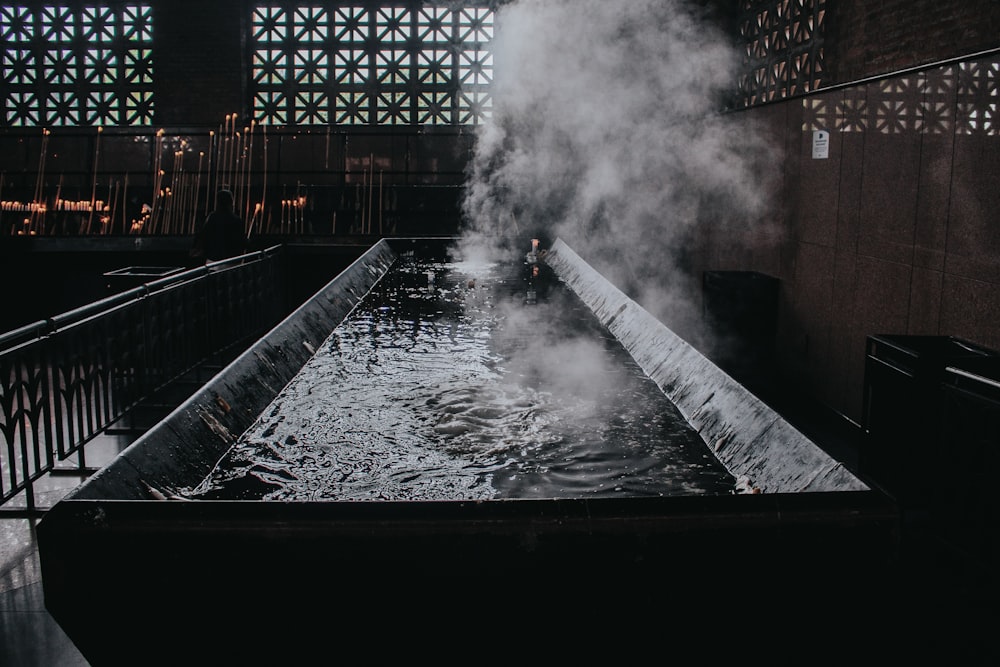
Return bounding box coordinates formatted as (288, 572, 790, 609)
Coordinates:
(37, 236, 898, 663)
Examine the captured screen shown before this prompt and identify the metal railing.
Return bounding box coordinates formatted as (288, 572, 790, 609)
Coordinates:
(0, 246, 285, 514)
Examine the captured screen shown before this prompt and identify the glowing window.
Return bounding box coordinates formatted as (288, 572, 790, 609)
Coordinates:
(254, 90, 288, 125)
(3, 49, 34, 85)
(335, 91, 369, 125)
(81, 6, 116, 43)
(294, 49, 329, 85)
(957, 60, 1000, 136)
(334, 49, 369, 85)
(122, 5, 151, 42)
(84, 49, 117, 85)
(458, 90, 491, 124)
(416, 7, 450, 43)
(124, 90, 152, 125)
(417, 49, 453, 85)
(293, 7, 328, 42)
(85, 90, 120, 125)
(252, 2, 493, 127)
(334, 6, 367, 43)
(294, 90, 328, 124)
(798, 58, 1000, 137)
(375, 7, 409, 43)
(0, 6, 33, 43)
(43, 50, 76, 85)
(0, 4, 153, 127)
(40, 6, 74, 43)
(124, 48, 152, 85)
(738, 0, 825, 106)
(6, 90, 40, 126)
(376, 90, 410, 125)
(458, 50, 492, 86)
(375, 49, 408, 85)
(417, 90, 452, 125)
(45, 90, 80, 125)
(457, 8, 493, 43)
(253, 6, 287, 43)
(254, 49, 289, 85)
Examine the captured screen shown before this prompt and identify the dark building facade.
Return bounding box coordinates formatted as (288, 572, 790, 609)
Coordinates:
(700, 0, 1000, 423)
(1, 0, 999, 425)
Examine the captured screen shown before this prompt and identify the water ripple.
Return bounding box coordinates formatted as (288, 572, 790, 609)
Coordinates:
(184, 255, 734, 501)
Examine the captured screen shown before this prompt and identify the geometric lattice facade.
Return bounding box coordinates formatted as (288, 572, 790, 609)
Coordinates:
(738, 0, 827, 106)
(251, 2, 494, 126)
(802, 58, 1000, 136)
(0, 4, 153, 127)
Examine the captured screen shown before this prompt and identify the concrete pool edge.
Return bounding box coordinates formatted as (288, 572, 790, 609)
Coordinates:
(65, 238, 401, 500)
(542, 238, 868, 494)
(65, 235, 866, 500)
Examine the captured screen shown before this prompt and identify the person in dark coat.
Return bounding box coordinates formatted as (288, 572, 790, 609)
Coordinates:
(192, 189, 246, 262)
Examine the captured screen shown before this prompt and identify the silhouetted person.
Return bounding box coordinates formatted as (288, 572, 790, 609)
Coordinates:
(192, 189, 245, 263)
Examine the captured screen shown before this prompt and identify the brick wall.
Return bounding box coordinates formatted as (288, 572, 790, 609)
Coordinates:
(828, 0, 1000, 83)
(694, 50, 1000, 424)
(153, 0, 245, 126)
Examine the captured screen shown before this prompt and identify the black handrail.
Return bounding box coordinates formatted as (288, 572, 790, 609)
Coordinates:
(0, 246, 285, 514)
(732, 46, 1000, 111)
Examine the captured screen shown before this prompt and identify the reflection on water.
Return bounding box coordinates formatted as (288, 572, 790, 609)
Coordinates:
(184, 253, 735, 500)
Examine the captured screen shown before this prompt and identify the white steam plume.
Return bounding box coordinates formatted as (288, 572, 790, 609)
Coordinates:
(459, 0, 777, 340)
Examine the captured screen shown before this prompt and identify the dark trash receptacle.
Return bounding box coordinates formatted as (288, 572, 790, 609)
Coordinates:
(938, 359, 1000, 574)
(702, 270, 779, 392)
(862, 335, 999, 509)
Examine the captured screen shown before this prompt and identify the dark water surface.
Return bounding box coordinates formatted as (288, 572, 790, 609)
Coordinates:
(184, 253, 736, 500)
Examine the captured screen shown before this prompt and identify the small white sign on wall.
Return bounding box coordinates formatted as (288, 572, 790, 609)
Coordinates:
(812, 129, 830, 159)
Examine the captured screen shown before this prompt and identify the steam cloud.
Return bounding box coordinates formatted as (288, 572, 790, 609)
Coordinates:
(459, 0, 776, 340)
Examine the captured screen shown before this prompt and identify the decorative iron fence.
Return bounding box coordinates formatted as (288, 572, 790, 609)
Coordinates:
(0, 246, 284, 513)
